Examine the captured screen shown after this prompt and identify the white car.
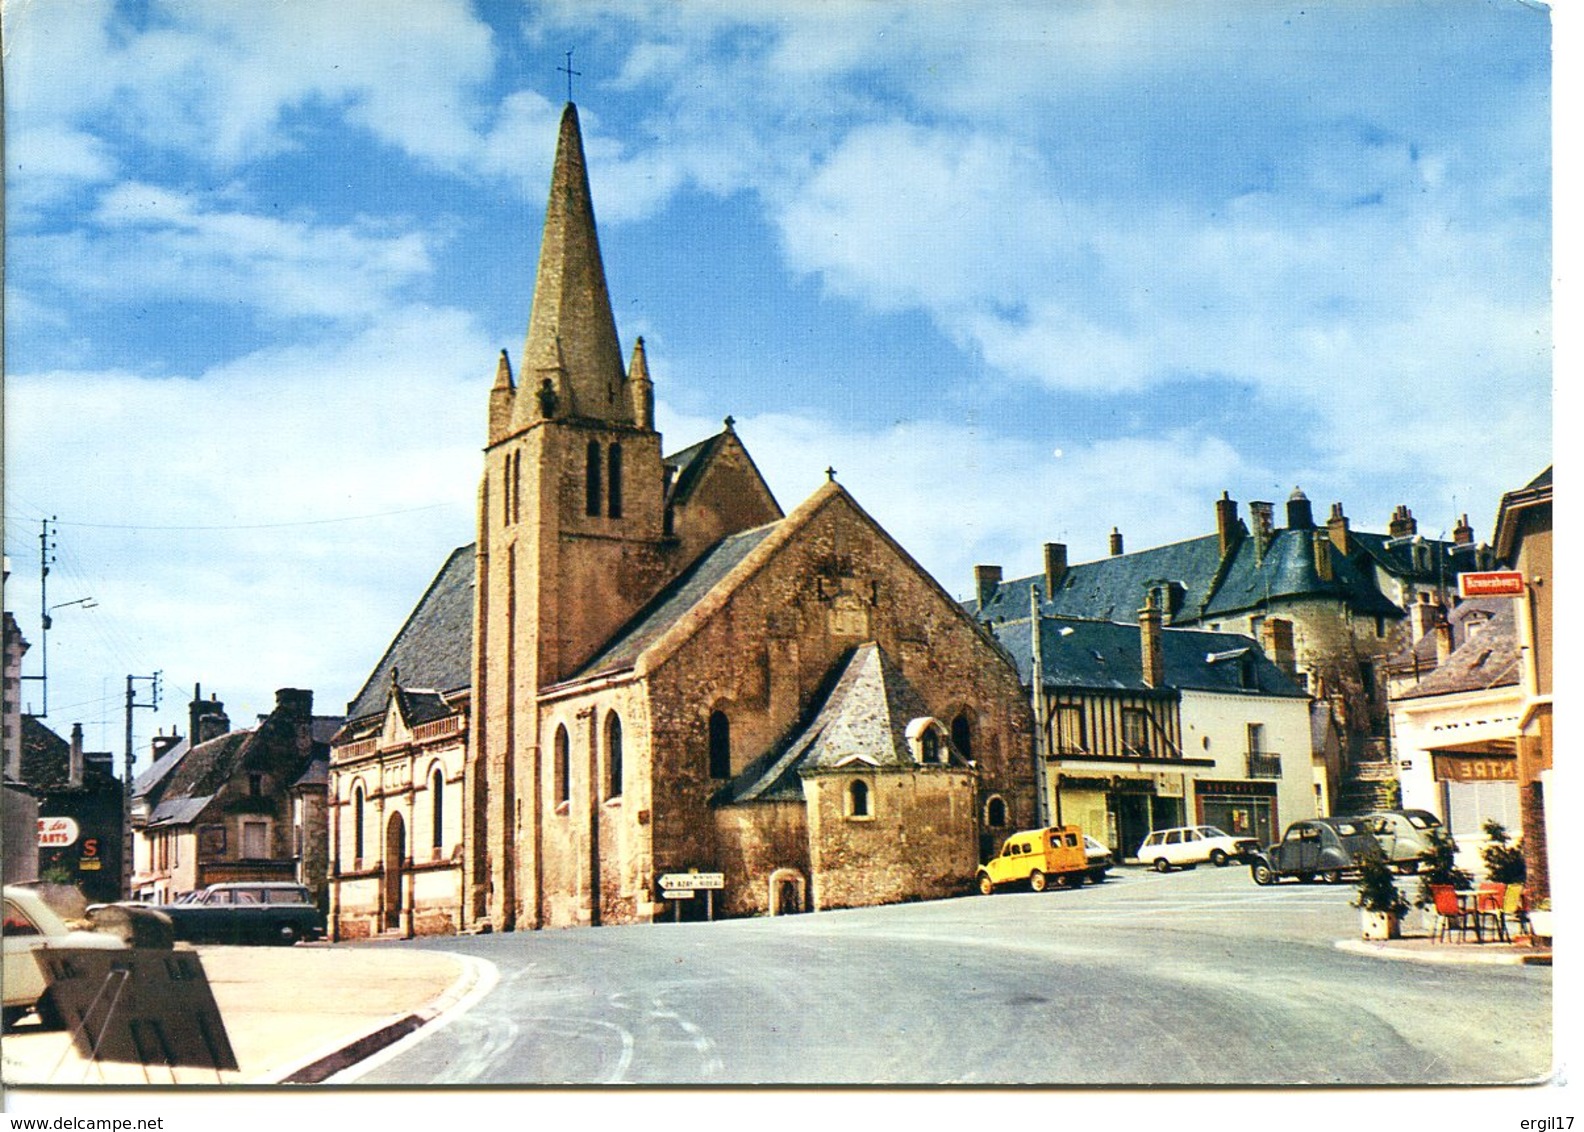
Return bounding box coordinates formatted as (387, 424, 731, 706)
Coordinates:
(1083, 835, 1113, 882)
(3, 885, 129, 1029)
(1137, 826, 1261, 872)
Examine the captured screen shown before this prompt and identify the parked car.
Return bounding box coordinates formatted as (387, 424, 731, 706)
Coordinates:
(977, 826, 1091, 893)
(1136, 825, 1261, 872)
(3, 884, 135, 1029)
(146, 882, 325, 946)
(1247, 818, 1381, 885)
(1360, 809, 1450, 873)
(1083, 835, 1113, 883)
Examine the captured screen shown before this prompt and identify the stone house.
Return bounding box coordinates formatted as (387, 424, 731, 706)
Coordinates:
(969, 489, 1493, 815)
(985, 592, 1314, 858)
(17, 717, 123, 903)
(327, 103, 1037, 935)
(130, 687, 340, 904)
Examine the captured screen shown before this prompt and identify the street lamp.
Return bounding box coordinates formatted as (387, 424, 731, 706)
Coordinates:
(35, 596, 97, 717)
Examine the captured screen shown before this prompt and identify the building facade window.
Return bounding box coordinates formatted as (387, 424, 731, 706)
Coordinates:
(1122, 708, 1150, 756)
(605, 712, 624, 800)
(607, 442, 623, 518)
(951, 713, 972, 761)
(431, 767, 444, 850)
(585, 441, 602, 516)
(708, 710, 731, 779)
(353, 784, 365, 862)
(921, 729, 941, 764)
(847, 779, 871, 819)
(554, 725, 571, 807)
(242, 820, 269, 859)
(1055, 704, 1086, 754)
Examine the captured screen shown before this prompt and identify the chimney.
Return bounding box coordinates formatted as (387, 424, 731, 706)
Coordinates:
(1327, 503, 1351, 553)
(1139, 589, 1165, 689)
(1109, 528, 1125, 556)
(195, 696, 230, 744)
(1409, 592, 1439, 644)
(1388, 504, 1417, 539)
(69, 723, 85, 787)
(974, 565, 1003, 609)
(1216, 491, 1241, 558)
(1249, 501, 1275, 560)
(150, 730, 182, 761)
(1261, 618, 1297, 679)
(275, 688, 314, 717)
(1312, 531, 1334, 581)
(1286, 487, 1315, 530)
(1434, 620, 1454, 665)
(1453, 513, 1474, 546)
(1043, 543, 1068, 597)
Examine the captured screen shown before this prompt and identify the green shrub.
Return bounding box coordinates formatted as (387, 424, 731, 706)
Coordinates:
(1415, 827, 1471, 908)
(1353, 847, 1409, 916)
(1481, 820, 1526, 885)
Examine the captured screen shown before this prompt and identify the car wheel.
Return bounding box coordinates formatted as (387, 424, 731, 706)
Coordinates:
(1088, 870, 1107, 885)
(1251, 863, 1274, 886)
(1397, 861, 1420, 876)
(1029, 870, 1048, 892)
(1320, 869, 1344, 885)
(1210, 849, 1229, 867)
(277, 922, 300, 946)
(34, 991, 65, 1031)
(977, 874, 994, 896)
(1154, 858, 1171, 873)
(1296, 872, 1315, 884)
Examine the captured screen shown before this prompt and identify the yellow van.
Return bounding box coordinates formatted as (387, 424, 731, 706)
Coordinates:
(976, 825, 1090, 894)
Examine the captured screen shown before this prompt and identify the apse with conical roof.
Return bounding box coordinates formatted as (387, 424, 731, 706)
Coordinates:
(518, 103, 631, 428)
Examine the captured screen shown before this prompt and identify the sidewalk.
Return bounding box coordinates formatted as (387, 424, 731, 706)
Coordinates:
(1, 943, 476, 1087)
(1335, 931, 1553, 966)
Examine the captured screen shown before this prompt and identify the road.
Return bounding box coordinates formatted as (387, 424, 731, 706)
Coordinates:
(349, 863, 1551, 1086)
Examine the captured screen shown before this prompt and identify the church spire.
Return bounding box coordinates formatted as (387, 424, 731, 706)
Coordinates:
(519, 103, 628, 426)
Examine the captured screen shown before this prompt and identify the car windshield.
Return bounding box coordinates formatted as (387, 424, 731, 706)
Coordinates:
(1199, 827, 1230, 838)
(1331, 821, 1362, 835)
(1406, 813, 1436, 829)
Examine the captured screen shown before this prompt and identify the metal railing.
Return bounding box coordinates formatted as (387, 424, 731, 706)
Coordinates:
(1246, 750, 1282, 778)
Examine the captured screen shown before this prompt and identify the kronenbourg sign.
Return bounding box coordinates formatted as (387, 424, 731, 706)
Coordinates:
(38, 816, 81, 847)
(1457, 570, 1525, 598)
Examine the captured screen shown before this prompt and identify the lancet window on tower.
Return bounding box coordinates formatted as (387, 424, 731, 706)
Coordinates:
(607, 442, 623, 518)
(585, 441, 602, 516)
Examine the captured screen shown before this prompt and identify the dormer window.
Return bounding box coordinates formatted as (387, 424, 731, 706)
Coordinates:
(905, 717, 949, 764)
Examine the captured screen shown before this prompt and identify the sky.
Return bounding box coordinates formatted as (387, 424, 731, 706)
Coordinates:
(3, 0, 1557, 766)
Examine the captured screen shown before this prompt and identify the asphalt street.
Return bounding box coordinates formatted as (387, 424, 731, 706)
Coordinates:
(348, 862, 1552, 1087)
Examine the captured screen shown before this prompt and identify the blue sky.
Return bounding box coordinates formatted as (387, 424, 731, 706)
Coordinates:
(3, 0, 1555, 761)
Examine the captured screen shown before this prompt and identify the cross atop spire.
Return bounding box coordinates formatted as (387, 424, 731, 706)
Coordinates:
(557, 49, 581, 103)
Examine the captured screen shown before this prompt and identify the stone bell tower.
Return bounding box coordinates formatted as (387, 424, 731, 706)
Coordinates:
(467, 103, 670, 931)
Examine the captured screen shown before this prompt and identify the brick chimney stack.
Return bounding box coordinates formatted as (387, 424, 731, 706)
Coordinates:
(1388, 505, 1417, 539)
(1327, 503, 1351, 554)
(1139, 589, 1165, 688)
(150, 730, 182, 761)
(1261, 618, 1297, 679)
(1409, 592, 1440, 644)
(1286, 487, 1315, 530)
(1312, 531, 1334, 581)
(1249, 501, 1275, 560)
(1043, 543, 1068, 597)
(1216, 491, 1241, 558)
(974, 565, 1003, 609)
(69, 723, 85, 787)
(1109, 528, 1125, 556)
(1434, 620, 1454, 665)
(1453, 513, 1474, 545)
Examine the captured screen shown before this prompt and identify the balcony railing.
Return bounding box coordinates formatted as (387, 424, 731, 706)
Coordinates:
(1246, 750, 1282, 778)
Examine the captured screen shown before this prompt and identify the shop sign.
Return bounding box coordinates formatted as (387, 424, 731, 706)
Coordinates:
(38, 816, 80, 847)
(1432, 754, 1517, 782)
(1458, 570, 1525, 598)
(659, 871, 724, 891)
(1153, 773, 1184, 798)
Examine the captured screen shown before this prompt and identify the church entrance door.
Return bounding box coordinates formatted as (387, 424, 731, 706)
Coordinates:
(384, 812, 406, 931)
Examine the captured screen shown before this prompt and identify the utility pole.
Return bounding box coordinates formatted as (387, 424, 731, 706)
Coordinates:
(20, 517, 96, 717)
(123, 672, 162, 898)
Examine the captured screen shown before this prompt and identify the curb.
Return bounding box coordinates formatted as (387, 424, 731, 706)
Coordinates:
(1334, 938, 1553, 967)
(256, 952, 492, 1085)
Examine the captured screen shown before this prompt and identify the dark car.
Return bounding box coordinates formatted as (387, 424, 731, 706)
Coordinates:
(1248, 818, 1380, 885)
(147, 882, 325, 945)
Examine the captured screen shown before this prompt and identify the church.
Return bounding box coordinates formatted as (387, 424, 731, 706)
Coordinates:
(327, 104, 1037, 936)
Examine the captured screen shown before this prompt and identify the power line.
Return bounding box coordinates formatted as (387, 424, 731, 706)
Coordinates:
(4, 500, 461, 533)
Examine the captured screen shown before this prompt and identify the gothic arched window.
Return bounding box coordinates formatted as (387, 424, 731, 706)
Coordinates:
(848, 780, 871, 819)
(554, 725, 571, 807)
(585, 441, 602, 516)
(431, 767, 444, 850)
(952, 713, 973, 762)
(708, 710, 731, 779)
(605, 712, 624, 800)
(607, 442, 623, 518)
(353, 784, 365, 862)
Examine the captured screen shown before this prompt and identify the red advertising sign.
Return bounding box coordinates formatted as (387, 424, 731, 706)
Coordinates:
(38, 816, 81, 847)
(1458, 570, 1526, 598)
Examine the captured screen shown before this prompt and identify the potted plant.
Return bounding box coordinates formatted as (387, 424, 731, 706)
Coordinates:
(1354, 847, 1410, 940)
(1414, 826, 1471, 910)
(1480, 820, 1526, 885)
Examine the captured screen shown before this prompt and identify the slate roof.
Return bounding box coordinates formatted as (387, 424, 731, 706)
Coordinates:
(988, 616, 1307, 698)
(665, 432, 722, 506)
(17, 717, 117, 790)
(717, 643, 962, 804)
(134, 737, 190, 799)
(969, 522, 1460, 627)
(570, 522, 779, 680)
(1396, 601, 1520, 700)
(344, 545, 475, 722)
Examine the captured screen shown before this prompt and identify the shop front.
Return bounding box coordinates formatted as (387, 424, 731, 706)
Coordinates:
(1056, 772, 1186, 861)
(1194, 779, 1278, 848)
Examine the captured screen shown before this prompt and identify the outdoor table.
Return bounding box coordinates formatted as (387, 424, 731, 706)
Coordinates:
(1455, 889, 1487, 942)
